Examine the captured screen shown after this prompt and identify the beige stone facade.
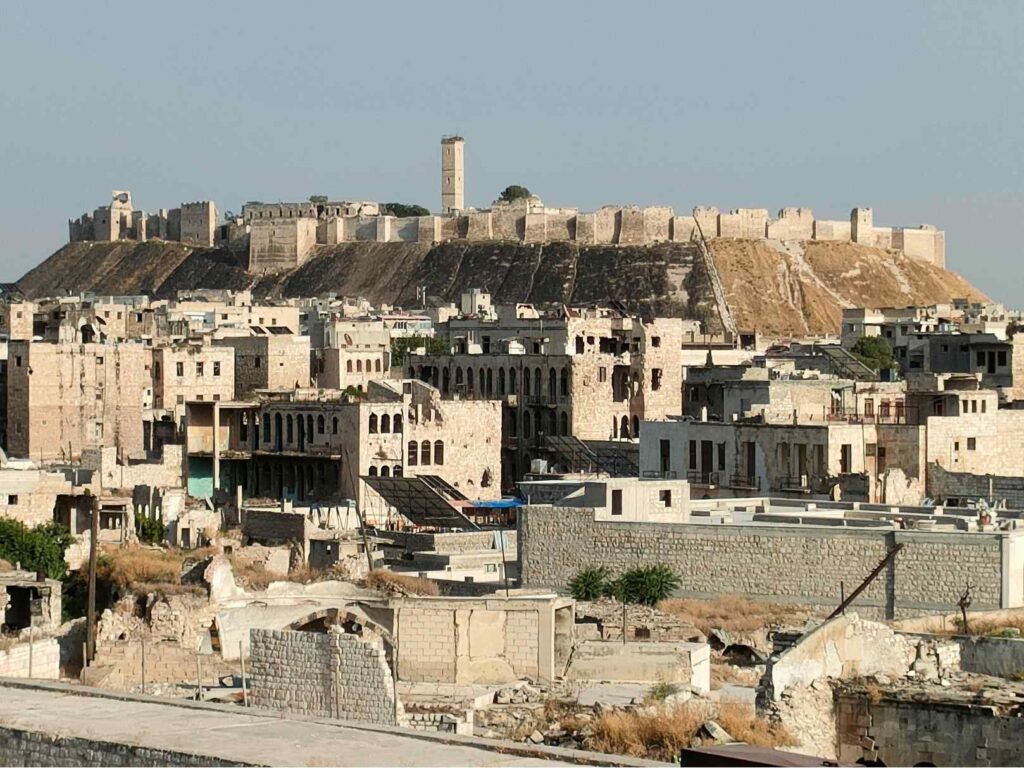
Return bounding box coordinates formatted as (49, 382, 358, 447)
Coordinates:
(152, 342, 235, 426)
(213, 333, 311, 397)
(7, 340, 151, 461)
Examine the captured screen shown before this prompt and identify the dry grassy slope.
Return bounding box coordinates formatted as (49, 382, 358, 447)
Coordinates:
(710, 239, 987, 336)
(17, 238, 987, 338)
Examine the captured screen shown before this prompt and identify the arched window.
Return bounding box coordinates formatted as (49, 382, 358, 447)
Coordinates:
(498, 368, 506, 395)
(346, 360, 353, 373)
(612, 416, 618, 439)
(380, 465, 390, 477)
(523, 369, 531, 396)
(306, 415, 314, 440)
(560, 411, 569, 436)
(263, 416, 271, 443)
(467, 368, 475, 394)
(317, 415, 325, 434)
(620, 415, 630, 439)
(393, 414, 402, 432)
(632, 415, 640, 438)
(434, 440, 444, 465)
(393, 465, 403, 477)
(286, 415, 294, 443)
(375, 359, 382, 372)
(332, 417, 338, 435)
(548, 368, 557, 399)
(443, 367, 451, 393)
(356, 359, 363, 373)
(455, 367, 464, 387)
(407, 441, 418, 466)
(510, 368, 517, 394)
(560, 367, 569, 397)
(380, 414, 391, 433)
(369, 414, 378, 433)
(548, 410, 557, 435)
(421, 440, 431, 465)
(484, 368, 492, 395)
(368, 465, 378, 476)
(534, 367, 542, 397)
(534, 411, 541, 437)
(408, 366, 415, 379)
(523, 414, 532, 438)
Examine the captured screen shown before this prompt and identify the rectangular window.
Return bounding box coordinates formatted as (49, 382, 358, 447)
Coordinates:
(982, 400, 987, 413)
(255, 357, 262, 369)
(213, 361, 221, 376)
(176, 362, 184, 377)
(7, 495, 17, 505)
(717, 442, 725, 471)
(598, 367, 607, 383)
(196, 362, 204, 376)
(652, 368, 663, 391)
(998, 351, 1008, 367)
(658, 489, 672, 507)
(688, 439, 697, 470)
(840, 444, 852, 474)
(611, 489, 623, 516)
(967, 437, 977, 451)
(177, 395, 185, 404)
(659, 439, 671, 474)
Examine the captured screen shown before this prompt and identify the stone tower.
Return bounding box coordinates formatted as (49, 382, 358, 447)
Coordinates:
(851, 207, 874, 245)
(441, 136, 465, 214)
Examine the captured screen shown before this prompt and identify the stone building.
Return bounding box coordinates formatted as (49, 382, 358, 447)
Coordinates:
(314, 318, 392, 392)
(6, 340, 151, 461)
(151, 341, 235, 428)
(518, 484, 1024, 619)
(213, 330, 311, 398)
(440, 135, 465, 213)
(405, 304, 686, 487)
(0, 451, 76, 527)
(185, 380, 502, 515)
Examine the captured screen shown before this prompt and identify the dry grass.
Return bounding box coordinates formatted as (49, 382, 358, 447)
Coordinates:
(588, 702, 791, 762)
(363, 569, 439, 596)
(0, 558, 12, 572)
(957, 616, 1024, 638)
(97, 547, 200, 590)
(658, 595, 813, 635)
(228, 558, 323, 590)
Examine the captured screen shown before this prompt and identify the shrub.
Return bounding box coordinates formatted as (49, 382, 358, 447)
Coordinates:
(851, 336, 894, 373)
(382, 202, 430, 218)
(568, 566, 611, 601)
(364, 569, 439, 596)
(0, 519, 74, 580)
(136, 516, 165, 545)
(617, 564, 680, 606)
(498, 185, 531, 203)
(647, 680, 680, 702)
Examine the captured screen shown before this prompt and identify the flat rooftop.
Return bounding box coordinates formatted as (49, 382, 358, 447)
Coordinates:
(0, 680, 663, 767)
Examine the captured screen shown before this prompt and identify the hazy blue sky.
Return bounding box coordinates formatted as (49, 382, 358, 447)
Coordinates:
(2, 2, 1022, 302)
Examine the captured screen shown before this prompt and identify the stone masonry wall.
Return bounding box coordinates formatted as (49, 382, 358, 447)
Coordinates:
(0, 727, 247, 767)
(518, 506, 1009, 618)
(0, 639, 59, 680)
(249, 628, 399, 725)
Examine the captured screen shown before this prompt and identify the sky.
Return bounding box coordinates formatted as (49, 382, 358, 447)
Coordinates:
(2, 1, 1023, 302)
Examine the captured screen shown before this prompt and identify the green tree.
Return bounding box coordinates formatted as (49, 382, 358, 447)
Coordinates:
(136, 516, 166, 544)
(851, 336, 895, 373)
(568, 566, 611, 601)
(498, 185, 531, 203)
(390, 335, 450, 366)
(308, 195, 328, 204)
(383, 202, 430, 218)
(0, 519, 74, 580)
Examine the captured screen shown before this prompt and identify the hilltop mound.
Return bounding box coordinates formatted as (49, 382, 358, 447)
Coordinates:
(709, 239, 986, 335)
(17, 238, 986, 336)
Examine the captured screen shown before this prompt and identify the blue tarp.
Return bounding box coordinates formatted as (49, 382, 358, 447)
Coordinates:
(471, 498, 522, 508)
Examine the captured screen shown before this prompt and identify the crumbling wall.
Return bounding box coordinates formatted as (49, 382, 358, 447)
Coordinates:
(250, 627, 400, 725)
(836, 690, 1024, 766)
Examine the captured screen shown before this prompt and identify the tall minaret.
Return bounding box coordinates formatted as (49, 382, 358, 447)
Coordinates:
(441, 135, 465, 213)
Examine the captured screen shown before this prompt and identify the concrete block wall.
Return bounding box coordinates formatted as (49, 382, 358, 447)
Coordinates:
(518, 505, 1013, 618)
(0, 639, 59, 680)
(249, 628, 399, 725)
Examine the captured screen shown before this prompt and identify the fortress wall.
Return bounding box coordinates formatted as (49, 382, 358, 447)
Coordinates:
(595, 208, 619, 244)
(438, 215, 458, 241)
(390, 216, 419, 243)
(693, 206, 720, 238)
(643, 207, 674, 242)
(618, 208, 646, 245)
(546, 212, 574, 242)
(523, 212, 547, 243)
(575, 213, 596, 244)
(249, 219, 316, 272)
(672, 216, 698, 242)
(465, 212, 493, 241)
(814, 219, 853, 241)
(417, 216, 440, 243)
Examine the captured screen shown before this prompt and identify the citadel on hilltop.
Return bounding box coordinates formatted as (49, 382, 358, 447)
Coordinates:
(68, 136, 946, 271)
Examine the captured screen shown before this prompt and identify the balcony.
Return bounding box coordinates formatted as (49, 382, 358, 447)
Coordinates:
(641, 470, 679, 479)
(774, 475, 822, 493)
(729, 473, 760, 491)
(686, 470, 720, 487)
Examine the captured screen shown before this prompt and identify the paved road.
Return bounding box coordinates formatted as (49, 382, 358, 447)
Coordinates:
(0, 680, 651, 767)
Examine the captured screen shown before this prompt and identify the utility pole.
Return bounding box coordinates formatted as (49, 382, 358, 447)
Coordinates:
(86, 490, 99, 663)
